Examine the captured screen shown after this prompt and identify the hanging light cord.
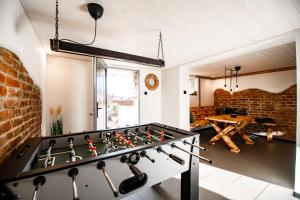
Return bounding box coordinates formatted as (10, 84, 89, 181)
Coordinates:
(157, 31, 164, 60)
(224, 68, 227, 86)
(236, 71, 238, 86)
(55, 0, 98, 46)
(61, 20, 98, 46)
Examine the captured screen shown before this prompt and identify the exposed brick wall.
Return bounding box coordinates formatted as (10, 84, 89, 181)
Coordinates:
(214, 85, 296, 141)
(0, 47, 42, 164)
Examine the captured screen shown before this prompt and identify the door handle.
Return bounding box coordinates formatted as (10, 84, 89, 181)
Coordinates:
(96, 102, 102, 118)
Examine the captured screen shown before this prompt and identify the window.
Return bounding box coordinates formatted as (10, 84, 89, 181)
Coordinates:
(189, 78, 198, 95)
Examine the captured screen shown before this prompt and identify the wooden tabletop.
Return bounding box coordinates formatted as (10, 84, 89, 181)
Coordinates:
(205, 114, 254, 124)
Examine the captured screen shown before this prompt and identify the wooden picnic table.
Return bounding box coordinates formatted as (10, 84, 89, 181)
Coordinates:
(205, 114, 255, 153)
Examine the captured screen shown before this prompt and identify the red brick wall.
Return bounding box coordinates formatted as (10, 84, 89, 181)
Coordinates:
(214, 85, 296, 141)
(0, 47, 42, 163)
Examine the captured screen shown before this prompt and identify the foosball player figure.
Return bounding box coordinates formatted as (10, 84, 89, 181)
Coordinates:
(114, 131, 120, 142)
(146, 131, 152, 143)
(87, 138, 93, 149)
(133, 136, 138, 145)
(118, 135, 124, 145)
(90, 146, 97, 157)
(127, 140, 135, 148)
(122, 137, 128, 146)
(87, 138, 98, 157)
(160, 130, 165, 142)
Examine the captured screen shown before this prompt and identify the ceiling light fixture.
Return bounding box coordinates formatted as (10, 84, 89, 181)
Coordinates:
(50, 0, 165, 67)
(224, 66, 241, 94)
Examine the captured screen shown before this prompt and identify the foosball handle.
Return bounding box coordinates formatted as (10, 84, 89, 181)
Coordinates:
(97, 161, 119, 197)
(49, 139, 56, 146)
(140, 150, 155, 163)
(169, 154, 185, 165)
(157, 146, 185, 165)
(32, 176, 46, 200)
(129, 165, 144, 180)
(68, 137, 74, 143)
(68, 168, 80, 200)
(84, 135, 90, 140)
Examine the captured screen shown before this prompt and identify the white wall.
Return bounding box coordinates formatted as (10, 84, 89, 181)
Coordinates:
(190, 94, 199, 107)
(139, 69, 161, 124)
(162, 68, 180, 127)
(197, 70, 297, 106)
(162, 67, 190, 130)
(179, 67, 190, 130)
(0, 0, 47, 134)
(294, 32, 300, 197)
(200, 78, 215, 106)
(46, 56, 93, 135)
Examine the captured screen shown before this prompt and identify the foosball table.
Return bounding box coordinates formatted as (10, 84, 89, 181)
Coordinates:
(0, 123, 212, 200)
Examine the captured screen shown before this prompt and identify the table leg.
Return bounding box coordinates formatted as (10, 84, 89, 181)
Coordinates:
(208, 123, 235, 144)
(222, 134, 240, 153)
(239, 131, 254, 145)
(266, 127, 273, 142)
(209, 123, 240, 153)
(227, 121, 254, 145)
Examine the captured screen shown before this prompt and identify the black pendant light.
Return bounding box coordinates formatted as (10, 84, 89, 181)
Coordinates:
(224, 66, 241, 94)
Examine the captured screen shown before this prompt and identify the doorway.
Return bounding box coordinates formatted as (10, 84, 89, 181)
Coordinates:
(94, 58, 139, 130)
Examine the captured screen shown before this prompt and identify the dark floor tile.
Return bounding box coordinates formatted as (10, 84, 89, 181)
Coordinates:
(197, 128, 296, 188)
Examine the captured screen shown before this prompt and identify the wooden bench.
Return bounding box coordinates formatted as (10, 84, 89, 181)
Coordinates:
(253, 118, 277, 141)
(190, 107, 216, 129)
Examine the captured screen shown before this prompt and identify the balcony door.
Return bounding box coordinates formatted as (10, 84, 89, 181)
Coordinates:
(93, 58, 139, 130)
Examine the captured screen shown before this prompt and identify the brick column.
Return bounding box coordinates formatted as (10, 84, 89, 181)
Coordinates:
(0, 47, 42, 164)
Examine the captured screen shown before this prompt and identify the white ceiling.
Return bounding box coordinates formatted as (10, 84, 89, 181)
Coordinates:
(21, 0, 300, 68)
(190, 42, 296, 77)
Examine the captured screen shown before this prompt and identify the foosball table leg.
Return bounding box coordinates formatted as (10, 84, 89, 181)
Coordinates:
(180, 136, 199, 200)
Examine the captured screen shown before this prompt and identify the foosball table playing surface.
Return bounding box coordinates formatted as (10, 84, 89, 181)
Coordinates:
(0, 123, 212, 200)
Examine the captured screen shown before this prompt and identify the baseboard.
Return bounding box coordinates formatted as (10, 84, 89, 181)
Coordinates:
(294, 191, 300, 198)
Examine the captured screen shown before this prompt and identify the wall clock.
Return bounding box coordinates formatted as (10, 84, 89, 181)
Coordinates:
(145, 73, 159, 90)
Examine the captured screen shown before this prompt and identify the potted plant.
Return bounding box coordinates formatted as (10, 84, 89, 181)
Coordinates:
(49, 106, 63, 136)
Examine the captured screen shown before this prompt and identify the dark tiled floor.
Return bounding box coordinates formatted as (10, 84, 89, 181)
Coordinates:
(197, 128, 296, 189)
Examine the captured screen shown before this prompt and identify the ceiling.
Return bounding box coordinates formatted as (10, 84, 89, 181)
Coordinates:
(21, 0, 300, 68)
(190, 42, 296, 77)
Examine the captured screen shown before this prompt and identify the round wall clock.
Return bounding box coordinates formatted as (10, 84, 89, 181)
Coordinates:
(145, 73, 159, 90)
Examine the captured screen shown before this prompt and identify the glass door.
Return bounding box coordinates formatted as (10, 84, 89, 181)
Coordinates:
(106, 68, 139, 129)
(94, 58, 139, 130)
(94, 58, 107, 130)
